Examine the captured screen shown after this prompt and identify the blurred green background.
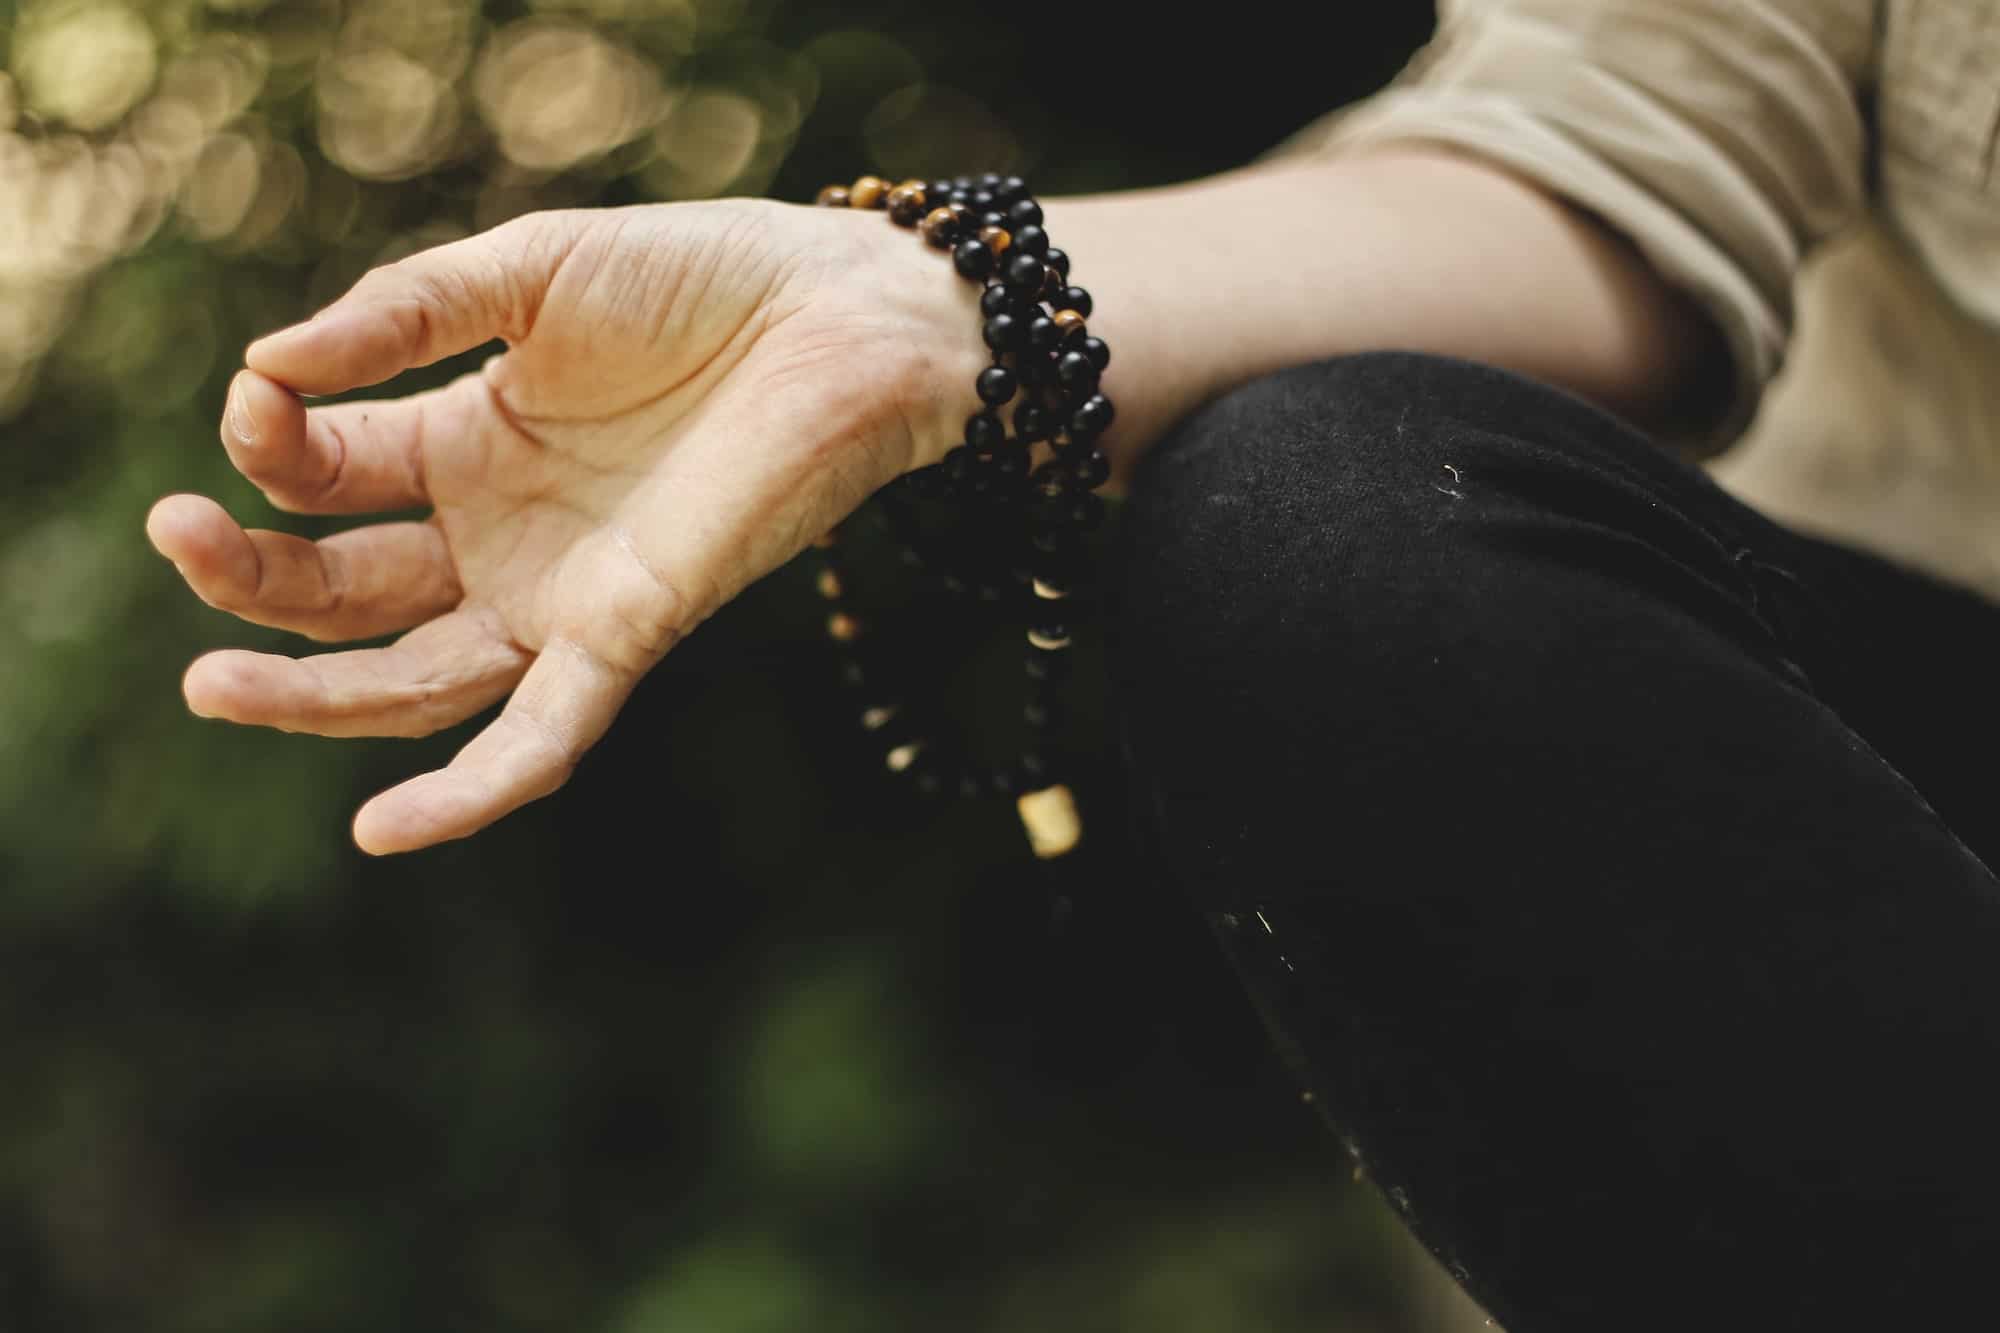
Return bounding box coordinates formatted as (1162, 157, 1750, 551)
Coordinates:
(0, 1, 1499, 1329)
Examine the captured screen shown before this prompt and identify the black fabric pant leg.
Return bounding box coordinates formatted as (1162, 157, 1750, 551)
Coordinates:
(1107, 351, 2000, 1332)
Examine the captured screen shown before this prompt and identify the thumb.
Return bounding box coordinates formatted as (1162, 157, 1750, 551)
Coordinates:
(245, 212, 579, 396)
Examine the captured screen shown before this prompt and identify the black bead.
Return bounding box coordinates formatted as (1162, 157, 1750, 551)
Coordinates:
(941, 445, 976, 484)
(952, 174, 974, 192)
(968, 189, 996, 214)
(965, 410, 1005, 451)
(1024, 315, 1061, 354)
(952, 239, 995, 280)
(1070, 393, 1115, 438)
(982, 312, 1021, 354)
(1010, 224, 1050, 258)
(1013, 400, 1053, 441)
(1044, 246, 1070, 279)
(993, 440, 1029, 480)
(946, 188, 972, 209)
(1069, 446, 1111, 489)
(1002, 252, 1047, 293)
(980, 284, 1014, 317)
(1056, 286, 1093, 317)
(1055, 349, 1097, 391)
(1016, 353, 1051, 388)
(1080, 335, 1110, 371)
(978, 210, 1007, 231)
(927, 179, 955, 204)
(995, 175, 1028, 206)
(976, 365, 1018, 405)
(1007, 198, 1044, 229)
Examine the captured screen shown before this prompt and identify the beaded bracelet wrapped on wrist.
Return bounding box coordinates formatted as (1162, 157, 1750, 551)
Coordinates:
(807, 171, 1114, 865)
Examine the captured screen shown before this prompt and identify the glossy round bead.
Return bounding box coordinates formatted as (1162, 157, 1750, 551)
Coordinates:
(995, 175, 1028, 206)
(1039, 264, 1067, 302)
(1051, 308, 1087, 342)
(1070, 393, 1115, 438)
(1055, 349, 1097, 391)
(1013, 400, 1054, 441)
(1024, 315, 1061, 354)
(952, 174, 975, 192)
(947, 187, 972, 209)
(965, 410, 1006, 451)
(976, 365, 1018, 405)
(1010, 223, 1050, 258)
(1007, 198, 1044, 229)
(850, 175, 890, 208)
(978, 225, 1012, 258)
(968, 188, 996, 214)
(977, 171, 1004, 192)
(927, 178, 955, 204)
(1043, 246, 1070, 279)
(1069, 446, 1111, 489)
(1055, 286, 1093, 317)
(920, 207, 960, 248)
(886, 183, 927, 225)
(815, 184, 851, 207)
(982, 312, 1021, 354)
(952, 238, 995, 280)
(1002, 252, 1047, 293)
(980, 284, 1014, 317)
(1079, 335, 1110, 371)
(977, 210, 1006, 232)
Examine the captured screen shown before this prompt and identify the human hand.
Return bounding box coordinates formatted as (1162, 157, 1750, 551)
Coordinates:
(147, 199, 984, 854)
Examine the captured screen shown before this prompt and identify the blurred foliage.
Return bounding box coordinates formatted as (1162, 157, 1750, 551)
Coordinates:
(0, 0, 1465, 1329)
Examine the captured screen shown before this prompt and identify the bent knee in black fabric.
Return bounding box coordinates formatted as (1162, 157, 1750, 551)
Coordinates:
(1107, 353, 2000, 1332)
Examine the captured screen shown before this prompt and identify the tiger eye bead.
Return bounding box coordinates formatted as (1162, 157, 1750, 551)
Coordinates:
(850, 175, 890, 208)
(828, 611, 861, 641)
(815, 184, 852, 207)
(1050, 309, 1087, 343)
(978, 225, 1013, 258)
(1040, 264, 1067, 301)
(886, 183, 927, 225)
(920, 207, 960, 248)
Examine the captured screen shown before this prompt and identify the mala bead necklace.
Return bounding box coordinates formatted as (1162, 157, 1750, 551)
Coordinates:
(808, 171, 1114, 865)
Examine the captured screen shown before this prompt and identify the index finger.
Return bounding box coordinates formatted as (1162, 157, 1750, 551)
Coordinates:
(245, 212, 577, 396)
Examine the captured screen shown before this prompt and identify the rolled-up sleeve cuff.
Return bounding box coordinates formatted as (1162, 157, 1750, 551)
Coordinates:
(1281, 91, 1781, 452)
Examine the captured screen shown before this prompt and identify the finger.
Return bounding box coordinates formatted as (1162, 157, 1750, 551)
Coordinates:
(352, 634, 634, 855)
(182, 607, 529, 737)
(147, 494, 461, 642)
(221, 369, 458, 514)
(244, 214, 575, 396)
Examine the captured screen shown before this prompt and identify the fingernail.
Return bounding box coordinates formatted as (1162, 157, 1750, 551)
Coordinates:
(227, 376, 257, 445)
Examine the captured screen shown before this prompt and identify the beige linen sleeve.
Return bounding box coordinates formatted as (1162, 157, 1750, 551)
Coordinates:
(1273, 0, 1875, 449)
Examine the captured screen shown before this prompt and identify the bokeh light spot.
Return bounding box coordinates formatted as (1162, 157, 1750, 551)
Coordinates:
(13, 2, 160, 133)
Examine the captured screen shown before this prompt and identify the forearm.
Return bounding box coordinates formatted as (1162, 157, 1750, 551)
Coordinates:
(1043, 148, 1729, 474)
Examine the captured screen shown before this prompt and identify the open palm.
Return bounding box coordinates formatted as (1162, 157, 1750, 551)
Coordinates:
(148, 199, 980, 854)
